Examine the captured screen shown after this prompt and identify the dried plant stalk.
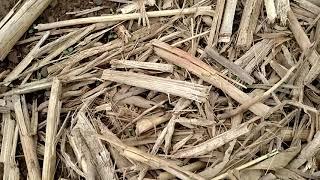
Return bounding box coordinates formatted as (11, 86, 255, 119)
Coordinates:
(152, 40, 271, 116)
(0, 1, 22, 29)
(219, 0, 238, 42)
(235, 39, 283, 74)
(0, 0, 53, 61)
(101, 70, 209, 102)
(212, 150, 279, 180)
(72, 111, 117, 180)
(35, 6, 212, 30)
(48, 39, 123, 74)
(0, 113, 16, 162)
(3, 31, 50, 86)
(175, 117, 215, 127)
(287, 9, 320, 84)
(306, 0, 320, 6)
(96, 132, 206, 180)
(208, 0, 225, 46)
(236, 0, 263, 49)
(218, 65, 296, 119)
(0, 80, 52, 97)
(67, 6, 107, 17)
(264, 0, 277, 23)
(205, 46, 255, 84)
(22, 25, 95, 76)
(69, 130, 96, 179)
(12, 95, 41, 180)
(110, 59, 174, 72)
(276, 0, 290, 25)
(30, 99, 38, 135)
(0, 112, 20, 180)
(174, 117, 259, 158)
(289, 131, 320, 169)
(136, 113, 171, 135)
(42, 78, 62, 180)
(287, 10, 312, 52)
(164, 98, 191, 154)
(293, 0, 320, 15)
(158, 161, 206, 180)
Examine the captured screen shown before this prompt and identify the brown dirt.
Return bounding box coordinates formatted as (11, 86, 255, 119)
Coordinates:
(0, 0, 16, 19)
(0, 0, 116, 23)
(0, 0, 117, 78)
(39, 0, 117, 23)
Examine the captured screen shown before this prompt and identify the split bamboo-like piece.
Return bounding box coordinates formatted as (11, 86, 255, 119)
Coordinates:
(264, 0, 277, 23)
(72, 110, 117, 180)
(208, 0, 225, 46)
(110, 59, 174, 72)
(0, 112, 20, 180)
(0, 0, 53, 61)
(219, 0, 238, 42)
(35, 6, 213, 31)
(0, 113, 16, 163)
(101, 70, 209, 102)
(236, 0, 263, 49)
(12, 95, 41, 180)
(42, 78, 62, 180)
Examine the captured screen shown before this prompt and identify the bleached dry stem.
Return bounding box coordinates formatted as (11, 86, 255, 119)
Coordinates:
(174, 117, 259, 158)
(264, 0, 277, 23)
(219, 0, 238, 42)
(110, 60, 174, 72)
(0, 0, 53, 61)
(102, 70, 209, 102)
(35, 6, 213, 31)
(236, 0, 263, 49)
(12, 95, 41, 180)
(42, 78, 62, 180)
